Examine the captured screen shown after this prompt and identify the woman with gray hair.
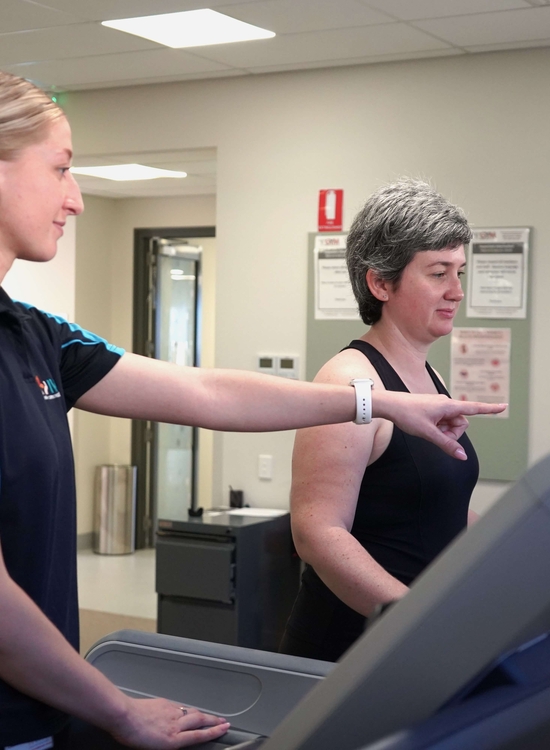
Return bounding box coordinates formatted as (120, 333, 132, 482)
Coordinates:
(281, 179, 488, 662)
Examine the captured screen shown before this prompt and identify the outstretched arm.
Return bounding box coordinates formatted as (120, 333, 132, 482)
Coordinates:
(75, 352, 356, 431)
(0, 540, 230, 748)
(76, 352, 505, 459)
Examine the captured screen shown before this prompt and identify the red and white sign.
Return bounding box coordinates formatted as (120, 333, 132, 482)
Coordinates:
(318, 189, 343, 232)
(450, 327, 510, 418)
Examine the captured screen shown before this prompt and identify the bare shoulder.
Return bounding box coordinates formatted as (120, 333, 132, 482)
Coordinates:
(315, 347, 383, 389)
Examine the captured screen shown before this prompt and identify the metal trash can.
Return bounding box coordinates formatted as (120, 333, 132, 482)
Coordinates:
(94, 465, 137, 555)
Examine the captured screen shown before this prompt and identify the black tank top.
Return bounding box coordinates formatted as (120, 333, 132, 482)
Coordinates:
(280, 340, 479, 662)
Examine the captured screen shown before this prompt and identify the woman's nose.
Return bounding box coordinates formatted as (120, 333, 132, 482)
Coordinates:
(446, 276, 464, 300)
(64, 173, 84, 215)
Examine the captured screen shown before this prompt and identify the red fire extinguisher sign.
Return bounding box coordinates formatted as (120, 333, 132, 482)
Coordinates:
(318, 189, 343, 232)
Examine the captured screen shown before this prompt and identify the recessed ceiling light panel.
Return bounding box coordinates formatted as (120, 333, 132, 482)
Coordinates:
(71, 164, 187, 181)
(102, 9, 275, 49)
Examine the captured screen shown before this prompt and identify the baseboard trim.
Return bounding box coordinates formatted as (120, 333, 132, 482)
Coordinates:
(77, 532, 93, 551)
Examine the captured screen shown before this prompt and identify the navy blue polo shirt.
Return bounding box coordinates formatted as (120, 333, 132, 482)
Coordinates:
(0, 287, 124, 745)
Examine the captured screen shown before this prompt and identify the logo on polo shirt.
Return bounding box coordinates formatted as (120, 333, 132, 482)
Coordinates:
(35, 376, 61, 401)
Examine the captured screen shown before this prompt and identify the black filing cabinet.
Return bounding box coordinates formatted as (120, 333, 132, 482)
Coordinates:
(156, 511, 300, 652)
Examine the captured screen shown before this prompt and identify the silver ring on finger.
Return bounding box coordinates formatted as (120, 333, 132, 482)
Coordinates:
(180, 707, 188, 717)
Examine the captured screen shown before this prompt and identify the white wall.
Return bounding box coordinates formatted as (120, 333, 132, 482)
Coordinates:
(64, 48, 550, 513)
(4, 215, 76, 319)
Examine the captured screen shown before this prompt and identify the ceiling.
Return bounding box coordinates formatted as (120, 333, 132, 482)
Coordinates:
(4, 0, 550, 91)
(70, 147, 217, 198)
(4, 0, 549, 197)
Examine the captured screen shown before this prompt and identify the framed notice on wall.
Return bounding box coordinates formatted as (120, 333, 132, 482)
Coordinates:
(466, 227, 529, 319)
(313, 234, 359, 321)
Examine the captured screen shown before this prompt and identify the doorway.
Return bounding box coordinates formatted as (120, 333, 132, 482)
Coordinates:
(132, 226, 215, 548)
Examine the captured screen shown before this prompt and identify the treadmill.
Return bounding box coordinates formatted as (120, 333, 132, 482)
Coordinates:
(86, 453, 550, 750)
(85, 631, 333, 747)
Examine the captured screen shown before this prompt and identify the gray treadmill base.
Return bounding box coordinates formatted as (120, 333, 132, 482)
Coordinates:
(85, 629, 333, 746)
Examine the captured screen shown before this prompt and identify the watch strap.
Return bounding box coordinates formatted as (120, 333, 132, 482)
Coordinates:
(350, 378, 374, 424)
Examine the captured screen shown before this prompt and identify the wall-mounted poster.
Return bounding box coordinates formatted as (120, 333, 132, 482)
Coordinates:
(314, 234, 359, 320)
(466, 227, 529, 319)
(450, 327, 510, 418)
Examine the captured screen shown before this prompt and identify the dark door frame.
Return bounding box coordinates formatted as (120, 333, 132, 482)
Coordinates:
(132, 225, 216, 549)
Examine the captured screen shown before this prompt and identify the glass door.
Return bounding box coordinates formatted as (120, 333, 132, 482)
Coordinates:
(152, 241, 201, 529)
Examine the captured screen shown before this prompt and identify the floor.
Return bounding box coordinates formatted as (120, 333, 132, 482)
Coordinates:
(77, 548, 157, 655)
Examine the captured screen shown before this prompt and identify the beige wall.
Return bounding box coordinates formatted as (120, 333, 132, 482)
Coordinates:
(73, 194, 216, 534)
(73, 195, 115, 535)
(67, 48, 550, 518)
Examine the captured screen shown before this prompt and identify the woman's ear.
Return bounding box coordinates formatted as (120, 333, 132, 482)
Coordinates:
(366, 269, 390, 301)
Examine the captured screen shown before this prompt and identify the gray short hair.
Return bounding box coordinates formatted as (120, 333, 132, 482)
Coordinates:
(346, 178, 471, 325)
(0, 72, 64, 160)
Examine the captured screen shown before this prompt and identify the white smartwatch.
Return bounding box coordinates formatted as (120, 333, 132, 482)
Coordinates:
(350, 378, 374, 424)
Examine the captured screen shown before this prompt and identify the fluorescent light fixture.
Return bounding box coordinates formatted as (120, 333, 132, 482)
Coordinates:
(102, 9, 275, 48)
(70, 164, 187, 181)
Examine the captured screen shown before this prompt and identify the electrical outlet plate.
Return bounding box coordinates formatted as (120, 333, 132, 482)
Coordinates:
(258, 454, 273, 480)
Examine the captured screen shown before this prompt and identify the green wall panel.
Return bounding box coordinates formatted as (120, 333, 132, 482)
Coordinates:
(306, 233, 530, 481)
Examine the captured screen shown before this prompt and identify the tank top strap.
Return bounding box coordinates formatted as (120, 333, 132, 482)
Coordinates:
(343, 340, 449, 397)
(343, 340, 408, 393)
(425, 361, 450, 397)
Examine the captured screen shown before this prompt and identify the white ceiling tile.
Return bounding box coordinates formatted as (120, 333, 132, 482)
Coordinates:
(36, 0, 277, 22)
(4, 48, 233, 89)
(191, 23, 450, 69)
(0, 23, 159, 67)
(222, 0, 393, 35)
(414, 6, 550, 45)
(362, 0, 530, 21)
(0, 0, 82, 32)
(359, 0, 531, 21)
(71, 146, 217, 198)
